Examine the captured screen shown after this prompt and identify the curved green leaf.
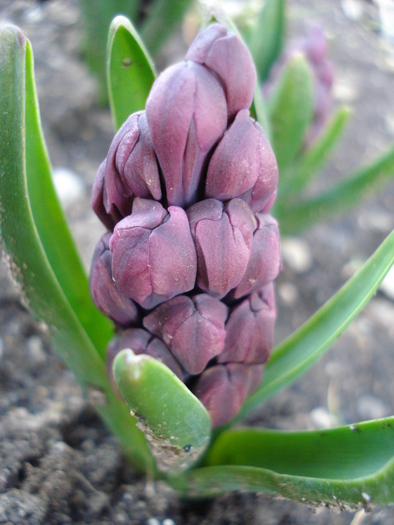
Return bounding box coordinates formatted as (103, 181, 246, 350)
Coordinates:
(282, 106, 351, 196)
(114, 349, 211, 473)
(246, 0, 285, 81)
(107, 15, 156, 130)
(268, 53, 314, 173)
(174, 418, 394, 506)
(140, 0, 195, 54)
(24, 35, 113, 360)
(0, 25, 153, 472)
(277, 146, 394, 235)
(237, 230, 394, 419)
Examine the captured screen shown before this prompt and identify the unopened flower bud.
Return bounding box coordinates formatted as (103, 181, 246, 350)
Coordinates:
(107, 328, 184, 382)
(110, 198, 197, 309)
(205, 109, 278, 212)
(187, 198, 256, 299)
(143, 294, 228, 375)
(193, 363, 263, 427)
(92, 112, 161, 230)
(185, 23, 256, 118)
(218, 283, 276, 365)
(146, 61, 227, 208)
(232, 214, 281, 299)
(89, 232, 139, 326)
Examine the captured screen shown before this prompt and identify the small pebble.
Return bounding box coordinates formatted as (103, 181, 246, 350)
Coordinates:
(281, 237, 313, 274)
(26, 335, 47, 364)
(163, 519, 175, 525)
(147, 519, 161, 525)
(341, 0, 363, 21)
(278, 282, 299, 306)
(310, 407, 335, 429)
(357, 395, 389, 420)
(52, 167, 85, 208)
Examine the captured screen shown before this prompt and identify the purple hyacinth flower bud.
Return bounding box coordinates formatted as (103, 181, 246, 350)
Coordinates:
(185, 23, 256, 118)
(205, 109, 278, 213)
(110, 198, 197, 309)
(187, 198, 256, 299)
(231, 214, 281, 299)
(143, 294, 229, 375)
(92, 112, 161, 230)
(192, 363, 263, 427)
(218, 283, 276, 365)
(107, 328, 184, 382)
(89, 232, 139, 326)
(146, 61, 227, 208)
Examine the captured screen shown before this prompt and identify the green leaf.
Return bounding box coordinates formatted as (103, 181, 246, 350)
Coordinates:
(175, 418, 394, 506)
(140, 0, 195, 55)
(236, 230, 394, 419)
(246, 0, 285, 81)
(277, 146, 394, 235)
(79, 0, 141, 104)
(23, 33, 113, 361)
(268, 53, 314, 173)
(107, 16, 156, 130)
(113, 349, 211, 473)
(282, 106, 351, 196)
(0, 25, 153, 472)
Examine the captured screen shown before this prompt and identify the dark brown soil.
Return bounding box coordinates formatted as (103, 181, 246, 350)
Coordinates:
(0, 0, 393, 523)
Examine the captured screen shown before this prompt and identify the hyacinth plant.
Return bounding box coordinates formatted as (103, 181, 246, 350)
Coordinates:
(0, 9, 393, 511)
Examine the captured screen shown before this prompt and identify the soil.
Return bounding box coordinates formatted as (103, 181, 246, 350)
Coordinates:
(0, 0, 393, 524)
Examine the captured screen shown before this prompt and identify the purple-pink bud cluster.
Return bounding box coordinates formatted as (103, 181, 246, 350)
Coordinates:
(90, 24, 281, 427)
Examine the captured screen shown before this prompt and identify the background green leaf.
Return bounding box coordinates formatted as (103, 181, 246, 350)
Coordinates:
(140, 0, 195, 54)
(107, 15, 156, 130)
(276, 146, 394, 234)
(237, 230, 394, 419)
(280, 106, 351, 196)
(246, 0, 285, 81)
(268, 53, 314, 173)
(0, 25, 153, 473)
(174, 418, 394, 506)
(79, 0, 141, 104)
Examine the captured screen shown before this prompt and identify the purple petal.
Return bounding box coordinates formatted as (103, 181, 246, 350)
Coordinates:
(232, 214, 281, 299)
(89, 232, 139, 326)
(188, 198, 256, 298)
(186, 23, 256, 117)
(193, 363, 262, 427)
(110, 199, 197, 308)
(143, 294, 228, 375)
(107, 328, 184, 382)
(146, 61, 227, 207)
(218, 283, 276, 365)
(205, 109, 278, 212)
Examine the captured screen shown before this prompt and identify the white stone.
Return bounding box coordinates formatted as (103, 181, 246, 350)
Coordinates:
(357, 395, 389, 420)
(341, 0, 364, 21)
(310, 407, 335, 429)
(52, 167, 85, 208)
(281, 237, 313, 274)
(380, 264, 394, 300)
